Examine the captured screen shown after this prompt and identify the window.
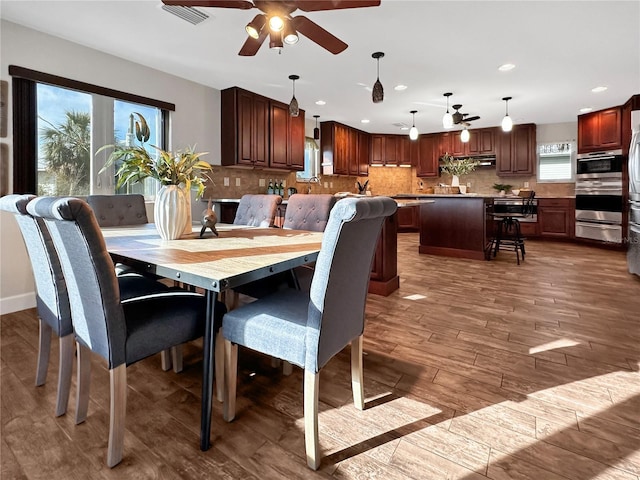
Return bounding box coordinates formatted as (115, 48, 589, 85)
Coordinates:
(537, 142, 575, 183)
(10, 65, 174, 197)
(296, 137, 320, 181)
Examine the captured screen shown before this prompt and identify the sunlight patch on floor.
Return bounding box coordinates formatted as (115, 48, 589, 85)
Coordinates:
(403, 294, 427, 301)
(529, 338, 581, 354)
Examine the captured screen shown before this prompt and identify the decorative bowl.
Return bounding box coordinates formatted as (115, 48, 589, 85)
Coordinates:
(512, 189, 521, 196)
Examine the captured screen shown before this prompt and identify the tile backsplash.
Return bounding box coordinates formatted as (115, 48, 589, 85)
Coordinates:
(203, 164, 574, 199)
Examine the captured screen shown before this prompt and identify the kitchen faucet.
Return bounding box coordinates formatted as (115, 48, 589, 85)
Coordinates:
(307, 175, 320, 194)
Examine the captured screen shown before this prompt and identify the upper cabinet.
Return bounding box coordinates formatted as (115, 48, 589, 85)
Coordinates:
(495, 123, 536, 176)
(370, 134, 415, 166)
(221, 87, 304, 170)
(321, 121, 369, 176)
(417, 133, 439, 177)
(578, 106, 622, 153)
(440, 128, 495, 158)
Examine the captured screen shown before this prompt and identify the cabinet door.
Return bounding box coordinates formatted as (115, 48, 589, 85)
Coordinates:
(237, 90, 255, 166)
(410, 136, 420, 166)
(417, 134, 439, 177)
(578, 112, 599, 152)
(478, 128, 495, 155)
(252, 95, 269, 167)
(347, 127, 358, 176)
(539, 208, 572, 237)
(450, 131, 466, 156)
(334, 124, 349, 175)
(384, 135, 398, 165)
(270, 101, 289, 169)
(513, 124, 535, 175)
(397, 136, 411, 165)
(370, 135, 384, 165)
(599, 108, 622, 148)
(289, 110, 305, 170)
(356, 130, 370, 176)
(466, 130, 480, 155)
(439, 132, 452, 156)
(495, 129, 513, 175)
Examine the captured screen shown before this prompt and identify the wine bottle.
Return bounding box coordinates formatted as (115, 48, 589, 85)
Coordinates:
(267, 179, 274, 194)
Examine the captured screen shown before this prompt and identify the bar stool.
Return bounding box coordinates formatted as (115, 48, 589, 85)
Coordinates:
(491, 191, 535, 265)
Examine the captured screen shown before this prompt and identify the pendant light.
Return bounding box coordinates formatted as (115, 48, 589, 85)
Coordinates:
(288, 74, 299, 117)
(371, 51, 385, 103)
(461, 126, 470, 143)
(442, 92, 454, 128)
(409, 110, 419, 140)
(501, 96, 513, 132)
(313, 115, 320, 140)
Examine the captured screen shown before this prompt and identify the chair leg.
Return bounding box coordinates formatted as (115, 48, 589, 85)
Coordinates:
(35, 320, 52, 387)
(350, 336, 364, 411)
(55, 334, 74, 417)
(215, 331, 225, 402)
(223, 339, 238, 422)
(75, 342, 91, 425)
(107, 364, 127, 468)
(160, 350, 172, 371)
(304, 369, 320, 470)
(171, 345, 183, 373)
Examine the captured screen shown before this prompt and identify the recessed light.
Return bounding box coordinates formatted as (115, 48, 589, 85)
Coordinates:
(580, 107, 593, 113)
(591, 86, 608, 93)
(394, 84, 408, 91)
(315, 100, 326, 105)
(498, 63, 516, 72)
(400, 126, 409, 131)
(361, 119, 370, 124)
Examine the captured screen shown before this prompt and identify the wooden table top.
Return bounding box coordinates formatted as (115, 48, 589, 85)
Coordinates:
(102, 224, 323, 292)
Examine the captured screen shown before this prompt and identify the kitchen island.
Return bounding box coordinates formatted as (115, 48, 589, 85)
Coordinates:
(395, 194, 494, 260)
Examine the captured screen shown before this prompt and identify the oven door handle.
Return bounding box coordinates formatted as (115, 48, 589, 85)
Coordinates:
(576, 221, 621, 229)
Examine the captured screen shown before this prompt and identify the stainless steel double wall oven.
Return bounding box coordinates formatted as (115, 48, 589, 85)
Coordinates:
(575, 149, 624, 244)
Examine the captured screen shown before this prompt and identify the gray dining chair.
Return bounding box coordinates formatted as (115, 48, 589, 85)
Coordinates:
(233, 194, 282, 227)
(27, 196, 219, 468)
(222, 196, 397, 470)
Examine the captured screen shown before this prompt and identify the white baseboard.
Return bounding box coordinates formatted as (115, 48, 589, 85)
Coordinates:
(0, 292, 36, 315)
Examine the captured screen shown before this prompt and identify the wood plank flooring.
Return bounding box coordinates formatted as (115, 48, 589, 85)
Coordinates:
(2, 234, 639, 479)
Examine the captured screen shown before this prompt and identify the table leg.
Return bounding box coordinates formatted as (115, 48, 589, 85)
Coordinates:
(200, 290, 217, 451)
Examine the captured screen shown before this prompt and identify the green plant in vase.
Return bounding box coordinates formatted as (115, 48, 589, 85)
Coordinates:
(440, 153, 480, 187)
(97, 113, 212, 240)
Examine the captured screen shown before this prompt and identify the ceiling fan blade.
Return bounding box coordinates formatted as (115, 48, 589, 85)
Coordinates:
(292, 16, 348, 54)
(464, 116, 480, 122)
(238, 27, 268, 56)
(296, 0, 381, 12)
(161, 0, 254, 9)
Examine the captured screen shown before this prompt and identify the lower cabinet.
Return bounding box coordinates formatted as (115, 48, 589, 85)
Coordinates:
(397, 205, 420, 232)
(538, 198, 575, 239)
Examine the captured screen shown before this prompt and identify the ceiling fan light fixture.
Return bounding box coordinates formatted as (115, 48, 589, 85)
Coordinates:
(371, 51, 385, 104)
(269, 15, 284, 32)
(461, 127, 470, 143)
(245, 15, 266, 39)
(501, 96, 513, 132)
(442, 92, 454, 128)
(269, 31, 283, 51)
(283, 21, 299, 45)
(409, 110, 419, 140)
(313, 115, 320, 140)
(289, 74, 300, 117)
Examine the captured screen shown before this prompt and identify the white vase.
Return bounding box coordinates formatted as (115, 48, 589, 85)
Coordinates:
(451, 175, 460, 187)
(155, 184, 188, 240)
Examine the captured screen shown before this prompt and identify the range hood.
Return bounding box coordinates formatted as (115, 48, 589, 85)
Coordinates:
(439, 154, 496, 168)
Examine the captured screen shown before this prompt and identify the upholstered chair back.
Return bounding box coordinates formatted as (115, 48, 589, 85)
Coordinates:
(233, 194, 281, 227)
(0, 194, 72, 337)
(87, 194, 148, 227)
(283, 194, 336, 232)
(306, 196, 396, 372)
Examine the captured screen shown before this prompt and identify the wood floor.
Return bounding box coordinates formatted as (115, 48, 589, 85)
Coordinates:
(2, 234, 640, 479)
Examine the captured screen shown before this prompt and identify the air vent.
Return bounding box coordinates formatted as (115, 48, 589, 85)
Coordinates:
(161, 5, 209, 25)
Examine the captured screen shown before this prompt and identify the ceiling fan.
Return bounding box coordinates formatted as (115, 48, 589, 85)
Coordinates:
(161, 0, 381, 56)
(451, 104, 480, 125)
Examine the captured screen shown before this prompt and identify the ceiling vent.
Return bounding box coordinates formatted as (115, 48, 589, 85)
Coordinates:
(161, 5, 209, 25)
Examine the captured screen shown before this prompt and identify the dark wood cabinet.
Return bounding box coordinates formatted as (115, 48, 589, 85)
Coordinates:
(369, 134, 415, 166)
(439, 128, 495, 158)
(321, 121, 369, 176)
(417, 134, 439, 177)
(369, 212, 399, 296)
(538, 198, 575, 239)
(496, 123, 536, 176)
(578, 106, 622, 153)
(397, 205, 419, 232)
(221, 87, 304, 170)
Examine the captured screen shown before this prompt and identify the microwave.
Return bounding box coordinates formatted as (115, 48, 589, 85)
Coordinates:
(577, 150, 624, 179)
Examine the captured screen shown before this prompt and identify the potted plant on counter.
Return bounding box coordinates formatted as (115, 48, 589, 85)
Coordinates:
(440, 153, 480, 187)
(97, 113, 212, 240)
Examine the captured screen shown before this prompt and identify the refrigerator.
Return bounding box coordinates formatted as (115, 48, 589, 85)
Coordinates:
(628, 110, 640, 276)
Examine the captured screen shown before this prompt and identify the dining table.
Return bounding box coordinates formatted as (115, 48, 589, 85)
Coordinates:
(102, 223, 324, 451)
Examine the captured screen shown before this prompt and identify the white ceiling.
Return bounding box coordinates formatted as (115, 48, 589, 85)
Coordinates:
(2, 0, 639, 135)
